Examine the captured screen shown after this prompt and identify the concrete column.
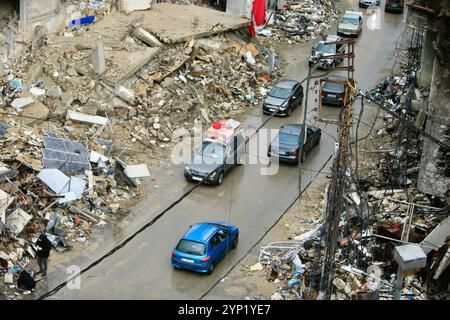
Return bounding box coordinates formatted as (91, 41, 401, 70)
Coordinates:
(418, 29, 437, 87)
(393, 268, 404, 300)
(226, 0, 252, 18)
(19, 0, 27, 32)
(92, 36, 106, 75)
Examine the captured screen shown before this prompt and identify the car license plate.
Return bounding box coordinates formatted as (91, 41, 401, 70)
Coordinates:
(192, 176, 203, 181)
(181, 258, 194, 263)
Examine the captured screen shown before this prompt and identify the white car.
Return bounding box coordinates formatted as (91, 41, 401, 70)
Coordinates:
(359, 0, 380, 8)
(337, 11, 363, 37)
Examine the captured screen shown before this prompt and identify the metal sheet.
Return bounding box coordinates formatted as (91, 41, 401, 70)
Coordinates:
(5, 208, 32, 236)
(37, 169, 70, 194)
(421, 216, 450, 254)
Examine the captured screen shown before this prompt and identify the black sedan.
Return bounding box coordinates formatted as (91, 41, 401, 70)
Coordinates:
(320, 75, 347, 107)
(263, 79, 303, 117)
(268, 124, 321, 164)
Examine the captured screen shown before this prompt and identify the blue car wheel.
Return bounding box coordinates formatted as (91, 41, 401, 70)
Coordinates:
(207, 261, 215, 274)
(232, 234, 239, 249)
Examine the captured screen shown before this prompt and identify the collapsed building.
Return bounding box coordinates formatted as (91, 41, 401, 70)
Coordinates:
(0, 0, 290, 299)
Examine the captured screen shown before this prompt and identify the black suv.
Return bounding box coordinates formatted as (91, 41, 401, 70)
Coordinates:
(263, 80, 304, 117)
(268, 124, 321, 164)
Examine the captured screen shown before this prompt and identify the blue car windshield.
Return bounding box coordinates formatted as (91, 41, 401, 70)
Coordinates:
(277, 132, 299, 145)
(177, 240, 206, 256)
(269, 86, 292, 99)
(341, 17, 358, 25)
(197, 141, 226, 159)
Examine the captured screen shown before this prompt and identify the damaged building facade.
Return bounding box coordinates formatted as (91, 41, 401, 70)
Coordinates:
(411, 0, 450, 202)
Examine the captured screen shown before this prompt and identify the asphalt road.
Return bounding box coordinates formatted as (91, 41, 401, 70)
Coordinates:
(46, 6, 406, 299)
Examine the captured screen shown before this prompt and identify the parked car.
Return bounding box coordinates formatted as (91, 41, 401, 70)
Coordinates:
(385, 0, 404, 13)
(263, 80, 304, 116)
(359, 0, 380, 8)
(184, 119, 245, 185)
(171, 222, 239, 274)
(337, 11, 363, 37)
(320, 75, 347, 107)
(267, 124, 321, 163)
(309, 35, 345, 69)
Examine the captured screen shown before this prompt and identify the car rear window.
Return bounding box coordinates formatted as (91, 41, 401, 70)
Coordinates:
(341, 17, 358, 25)
(269, 86, 292, 99)
(176, 240, 206, 256)
(198, 141, 226, 159)
(324, 80, 345, 92)
(277, 132, 299, 145)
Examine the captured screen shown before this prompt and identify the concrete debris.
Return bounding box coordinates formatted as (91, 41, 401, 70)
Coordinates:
(11, 97, 34, 111)
(124, 164, 150, 178)
(121, 0, 153, 13)
(5, 208, 33, 236)
(134, 27, 162, 47)
(256, 0, 337, 45)
(66, 110, 108, 126)
(250, 262, 264, 271)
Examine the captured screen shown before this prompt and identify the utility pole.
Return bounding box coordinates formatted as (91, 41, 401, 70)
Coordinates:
(298, 65, 313, 196)
(318, 101, 353, 299)
(315, 37, 357, 299)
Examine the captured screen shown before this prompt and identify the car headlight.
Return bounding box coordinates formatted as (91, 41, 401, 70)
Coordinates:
(209, 172, 216, 180)
(184, 166, 190, 172)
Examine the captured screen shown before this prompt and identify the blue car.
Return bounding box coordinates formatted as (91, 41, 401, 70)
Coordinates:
(171, 222, 239, 274)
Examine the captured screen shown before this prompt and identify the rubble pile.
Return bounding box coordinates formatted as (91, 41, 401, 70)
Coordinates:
(258, 0, 338, 44)
(0, 2, 282, 298)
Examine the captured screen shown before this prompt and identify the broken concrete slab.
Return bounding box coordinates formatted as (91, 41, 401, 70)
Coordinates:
(134, 27, 162, 47)
(100, 47, 161, 87)
(47, 36, 122, 49)
(66, 110, 108, 126)
(6, 208, 32, 236)
(11, 97, 34, 111)
(20, 99, 50, 126)
(1, 189, 14, 227)
(421, 216, 450, 254)
(29, 87, 46, 97)
(92, 4, 249, 45)
(47, 85, 62, 98)
(92, 37, 106, 75)
(124, 164, 150, 178)
(121, 0, 153, 13)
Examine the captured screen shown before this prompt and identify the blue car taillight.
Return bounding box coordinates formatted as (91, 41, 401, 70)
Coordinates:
(200, 256, 211, 262)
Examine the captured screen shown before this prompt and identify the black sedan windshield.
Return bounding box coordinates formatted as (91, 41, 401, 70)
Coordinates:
(197, 141, 226, 159)
(269, 86, 292, 99)
(176, 240, 206, 256)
